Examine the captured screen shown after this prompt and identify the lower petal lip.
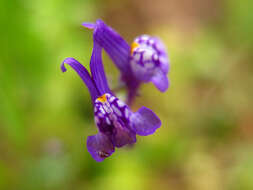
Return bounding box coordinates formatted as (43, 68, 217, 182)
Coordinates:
(130, 107, 161, 136)
(87, 133, 115, 162)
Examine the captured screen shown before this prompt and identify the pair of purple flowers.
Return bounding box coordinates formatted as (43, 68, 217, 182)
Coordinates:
(61, 19, 170, 162)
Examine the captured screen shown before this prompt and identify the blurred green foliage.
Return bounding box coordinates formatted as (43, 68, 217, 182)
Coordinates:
(0, 0, 252, 190)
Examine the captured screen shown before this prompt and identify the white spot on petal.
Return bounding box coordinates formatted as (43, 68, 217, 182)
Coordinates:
(142, 50, 153, 62)
(106, 117, 111, 125)
(100, 107, 105, 115)
(112, 105, 122, 117)
(125, 108, 129, 118)
(133, 53, 141, 62)
(103, 105, 112, 114)
(109, 96, 116, 103)
(117, 100, 125, 108)
(149, 39, 154, 45)
(141, 35, 149, 41)
(153, 54, 158, 61)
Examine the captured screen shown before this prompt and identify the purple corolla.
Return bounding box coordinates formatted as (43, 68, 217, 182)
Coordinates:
(61, 41, 161, 162)
(82, 19, 170, 104)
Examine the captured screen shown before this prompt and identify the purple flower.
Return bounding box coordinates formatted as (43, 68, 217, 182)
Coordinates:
(82, 19, 170, 104)
(61, 41, 161, 162)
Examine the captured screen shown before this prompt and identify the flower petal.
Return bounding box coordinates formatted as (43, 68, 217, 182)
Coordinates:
(61, 57, 99, 102)
(151, 70, 169, 92)
(130, 107, 161, 136)
(83, 19, 131, 74)
(86, 132, 115, 162)
(90, 40, 111, 95)
(159, 55, 170, 74)
(82, 22, 95, 29)
(130, 35, 170, 92)
(112, 120, 136, 147)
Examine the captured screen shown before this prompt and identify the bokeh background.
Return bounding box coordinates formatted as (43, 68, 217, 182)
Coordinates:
(0, 0, 253, 189)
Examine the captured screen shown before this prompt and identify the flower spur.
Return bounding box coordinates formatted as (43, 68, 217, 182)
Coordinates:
(82, 19, 170, 105)
(61, 41, 161, 162)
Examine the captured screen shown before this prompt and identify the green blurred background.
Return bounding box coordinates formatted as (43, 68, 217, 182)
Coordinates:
(0, 0, 253, 189)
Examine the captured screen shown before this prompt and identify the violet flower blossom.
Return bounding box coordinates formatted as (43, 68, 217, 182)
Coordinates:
(61, 41, 161, 162)
(83, 19, 170, 104)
